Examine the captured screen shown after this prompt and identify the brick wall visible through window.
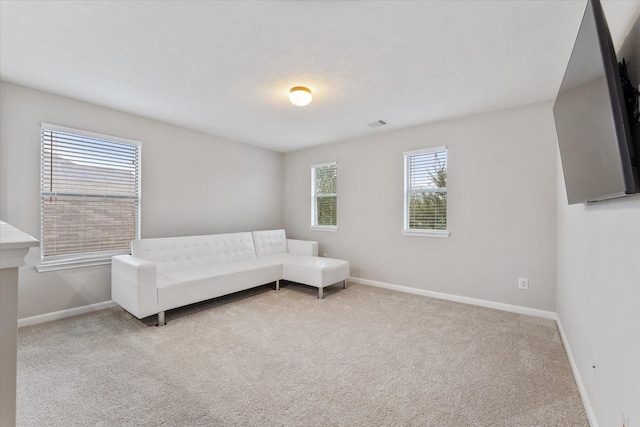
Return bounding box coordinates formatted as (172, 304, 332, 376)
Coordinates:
(40, 124, 141, 266)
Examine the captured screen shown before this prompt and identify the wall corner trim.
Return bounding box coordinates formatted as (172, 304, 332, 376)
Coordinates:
(556, 316, 600, 427)
(349, 276, 557, 319)
(18, 300, 117, 328)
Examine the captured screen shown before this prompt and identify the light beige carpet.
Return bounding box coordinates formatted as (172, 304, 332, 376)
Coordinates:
(17, 283, 588, 426)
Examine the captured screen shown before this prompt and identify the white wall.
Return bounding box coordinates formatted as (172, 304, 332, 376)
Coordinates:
(556, 12, 640, 427)
(284, 101, 558, 311)
(556, 187, 640, 427)
(0, 81, 283, 318)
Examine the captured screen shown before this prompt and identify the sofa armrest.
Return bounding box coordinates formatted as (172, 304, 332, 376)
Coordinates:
(287, 239, 318, 257)
(111, 255, 158, 319)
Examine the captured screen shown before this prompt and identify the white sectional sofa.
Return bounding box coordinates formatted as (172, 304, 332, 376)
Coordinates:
(111, 229, 349, 325)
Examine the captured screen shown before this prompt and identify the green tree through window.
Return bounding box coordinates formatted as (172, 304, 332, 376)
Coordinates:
(312, 162, 337, 228)
(404, 148, 447, 232)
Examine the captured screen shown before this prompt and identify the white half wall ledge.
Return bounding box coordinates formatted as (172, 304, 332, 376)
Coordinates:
(1, 221, 39, 427)
(18, 300, 117, 328)
(349, 276, 557, 320)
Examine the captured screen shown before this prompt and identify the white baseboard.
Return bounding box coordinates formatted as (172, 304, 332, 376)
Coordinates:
(18, 300, 117, 328)
(349, 276, 557, 320)
(555, 317, 599, 427)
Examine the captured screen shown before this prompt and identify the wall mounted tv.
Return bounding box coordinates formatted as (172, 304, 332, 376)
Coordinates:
(554, 0, 639, 205)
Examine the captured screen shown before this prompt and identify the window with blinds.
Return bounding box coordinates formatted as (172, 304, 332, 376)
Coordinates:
(311, 162, 337, 230)
(403, 147, 448, 236)
(40, 124, 141, 268)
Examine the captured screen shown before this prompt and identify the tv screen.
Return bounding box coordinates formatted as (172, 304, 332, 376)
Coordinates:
(553, 0, 639, 204)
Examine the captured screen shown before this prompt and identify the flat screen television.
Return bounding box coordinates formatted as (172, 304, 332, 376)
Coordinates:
(554, 0, 639, 204)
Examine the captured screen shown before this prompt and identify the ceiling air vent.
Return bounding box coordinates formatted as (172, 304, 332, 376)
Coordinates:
(367, 120, 387, 128)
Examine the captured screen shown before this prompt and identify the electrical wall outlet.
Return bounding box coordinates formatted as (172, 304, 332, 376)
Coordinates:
(592, 355, 598, 381)
(518, 277, 529, 289)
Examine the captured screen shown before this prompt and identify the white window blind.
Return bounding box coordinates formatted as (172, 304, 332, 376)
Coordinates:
(404, 147, 448, 234)
(40, 124, 141, 267)
(311, 162, 337, 229)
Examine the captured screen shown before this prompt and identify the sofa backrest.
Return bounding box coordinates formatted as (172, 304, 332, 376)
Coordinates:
(252, 229, 288, 257)
(131, 232, 256, 274)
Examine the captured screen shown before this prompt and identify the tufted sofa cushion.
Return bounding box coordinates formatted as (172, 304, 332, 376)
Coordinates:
(252, 229, 288, 257)
(131, 232, 256, 274)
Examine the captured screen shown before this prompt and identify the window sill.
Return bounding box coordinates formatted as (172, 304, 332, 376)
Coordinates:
(402, 229, 450, 238)
(310, 225, 338, 232)
(36, 257, 114, 272)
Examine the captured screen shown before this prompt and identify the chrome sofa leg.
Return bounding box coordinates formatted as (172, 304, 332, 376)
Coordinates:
(276, 279, 280, 291)
(318, 287, 324, 299)
(343, 279, 347, 289)
(157, 311, 166, 327)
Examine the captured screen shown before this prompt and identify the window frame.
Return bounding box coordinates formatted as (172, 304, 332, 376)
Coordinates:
(37, 123, 142, 272)
(310, 161, 338, 232)
(403, 146, 449, 238)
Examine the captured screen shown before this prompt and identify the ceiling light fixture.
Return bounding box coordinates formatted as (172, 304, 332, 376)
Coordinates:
(289, 86, 312, 107)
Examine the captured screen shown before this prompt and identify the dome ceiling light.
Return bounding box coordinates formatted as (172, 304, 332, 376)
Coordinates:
(289, 86, 312, 107)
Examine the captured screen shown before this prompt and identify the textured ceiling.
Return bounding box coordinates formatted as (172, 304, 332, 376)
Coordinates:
(1, 1, 639, 153)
